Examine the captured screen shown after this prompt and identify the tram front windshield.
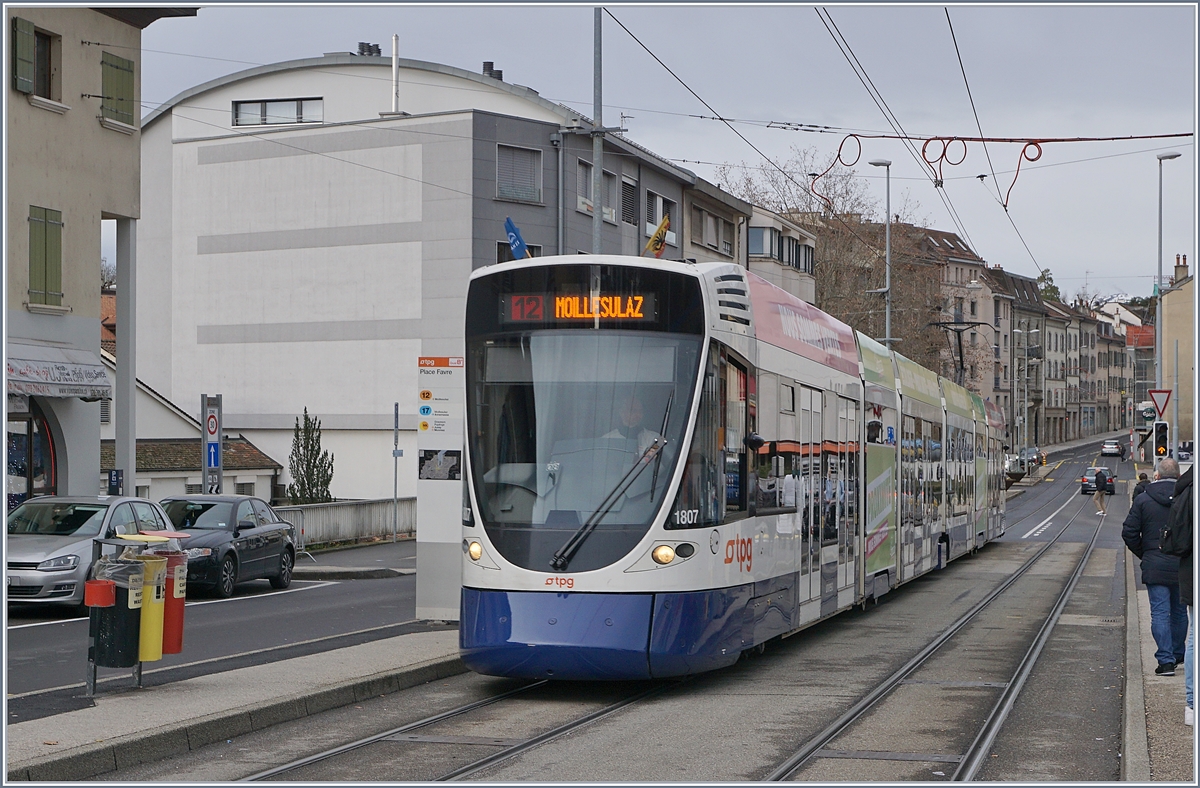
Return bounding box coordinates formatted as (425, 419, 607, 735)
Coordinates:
(465, 264, 704, 572)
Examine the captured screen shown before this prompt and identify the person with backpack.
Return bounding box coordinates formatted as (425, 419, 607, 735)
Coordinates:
(1162, 465, 1193, 725)
(1122, 458, 1186, 675)
(1093, 467, 1108, 515)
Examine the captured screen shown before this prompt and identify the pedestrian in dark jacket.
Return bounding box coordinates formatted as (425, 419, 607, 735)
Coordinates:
(1132, 472, 1150, 503)
(1122, 458, 1186, 674)
(1171, 466, 1193, 725)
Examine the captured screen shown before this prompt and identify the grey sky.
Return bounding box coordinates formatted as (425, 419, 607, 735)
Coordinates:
(119, 2, 1196, 301)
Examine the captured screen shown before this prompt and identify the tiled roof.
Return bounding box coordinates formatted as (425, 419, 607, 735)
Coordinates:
(100, 436, 282, 473)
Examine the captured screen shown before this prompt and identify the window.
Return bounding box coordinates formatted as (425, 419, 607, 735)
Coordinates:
(576, 160, 613, 220)
(578, 160, 593, 201)
(11, 17, 59, 100)
(185, 483, 204, 494)
(28, 206, 63, 306)
(496, 241, 543, 264)
(723, 221, 735, 256)
(236, 482, 255, 496)
(497, 144, 542, 202)
(621, 179, 638, 225)
(232, 97, 323, 126)
(781, 383, 795, 413)
(100, 52, 135, 126)
(691, 206, 705, 244)
(970, 300, 977, 316)
(251, 499, 277, 523)
(645, 191, 676, 244)
(100, 400, 111, 424)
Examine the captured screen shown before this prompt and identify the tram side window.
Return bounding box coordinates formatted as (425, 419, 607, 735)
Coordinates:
(927, 420, 943, 526)
(669, 343, 753, 529)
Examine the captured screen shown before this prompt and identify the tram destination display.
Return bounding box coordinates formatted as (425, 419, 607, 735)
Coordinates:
(500, 292, 657, 323)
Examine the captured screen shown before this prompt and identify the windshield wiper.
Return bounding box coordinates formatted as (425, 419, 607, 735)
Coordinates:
(549, 438, 666, 572)
(649, 390, 674, 499)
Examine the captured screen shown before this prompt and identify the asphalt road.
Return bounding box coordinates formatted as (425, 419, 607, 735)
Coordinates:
(6, 540, 424, 712)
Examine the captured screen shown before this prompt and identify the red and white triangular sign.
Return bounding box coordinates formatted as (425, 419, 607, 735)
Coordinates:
(1149, 389, 1172, 418)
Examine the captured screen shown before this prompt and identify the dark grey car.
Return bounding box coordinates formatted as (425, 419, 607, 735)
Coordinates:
(159, 495, 295, 598)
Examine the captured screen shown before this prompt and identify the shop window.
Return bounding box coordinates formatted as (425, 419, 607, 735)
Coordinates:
(6, 398, 56, 511)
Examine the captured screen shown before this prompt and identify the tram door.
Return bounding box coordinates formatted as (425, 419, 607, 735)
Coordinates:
(798, 387, 821, 601)
(819, 393, 858, 616)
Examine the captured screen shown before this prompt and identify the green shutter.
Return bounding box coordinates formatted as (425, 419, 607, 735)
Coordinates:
(12, 17, 35, 94)
(28, 206, 46, 304)
(44, 209, 62, 306)
(101, 51, 135, 126)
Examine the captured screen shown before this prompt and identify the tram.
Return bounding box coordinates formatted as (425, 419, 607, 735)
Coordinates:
(459, 255, 1006, 680)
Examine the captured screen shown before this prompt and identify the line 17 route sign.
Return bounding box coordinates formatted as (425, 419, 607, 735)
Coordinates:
(1149, 389, 1171, 419)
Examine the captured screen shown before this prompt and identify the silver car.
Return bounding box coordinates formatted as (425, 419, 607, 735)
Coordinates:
(6, 495, 173, 608)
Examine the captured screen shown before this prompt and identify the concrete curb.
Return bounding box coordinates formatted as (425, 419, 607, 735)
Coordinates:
(292, 566, 413, 580)
(5, 654, 467, 781)
(1122, 552, 1151, 781)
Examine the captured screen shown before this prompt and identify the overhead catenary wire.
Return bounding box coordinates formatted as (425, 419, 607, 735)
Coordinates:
(815, 7, 979, 254)
(944, 8, 1038, 272)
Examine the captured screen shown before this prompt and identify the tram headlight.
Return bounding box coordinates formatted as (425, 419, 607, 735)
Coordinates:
(467, 541, 483, 561)
(651, 544, 676, 565)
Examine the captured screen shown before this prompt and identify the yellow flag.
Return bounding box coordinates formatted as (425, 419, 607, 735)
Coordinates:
(643, 214, 670, 258)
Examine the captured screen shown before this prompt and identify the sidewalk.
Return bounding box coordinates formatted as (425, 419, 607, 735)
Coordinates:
(290, 537, 416, 580)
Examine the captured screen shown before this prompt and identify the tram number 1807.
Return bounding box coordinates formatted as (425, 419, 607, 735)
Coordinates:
(672, 509, 700, 526)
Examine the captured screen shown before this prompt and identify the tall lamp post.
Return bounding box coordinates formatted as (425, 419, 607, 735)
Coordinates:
(1155, 151, 1180, 390)
(869, 159, 892, 347)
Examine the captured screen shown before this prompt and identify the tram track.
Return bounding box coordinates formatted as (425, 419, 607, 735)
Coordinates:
(242, 678, 683, 782)
(765, 492, 1103, 781)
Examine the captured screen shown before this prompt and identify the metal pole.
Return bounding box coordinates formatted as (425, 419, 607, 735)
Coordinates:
(1156, 156, 1163, 391)
(592, 7, 603, 255)
(884, 164, 891, 348)
(1173, 340, 1179, 456)
(393, 402, 399, 543)
(391, 34, 399, 113)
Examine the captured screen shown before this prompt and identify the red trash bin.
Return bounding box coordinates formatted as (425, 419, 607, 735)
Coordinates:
(140, 531, 191, 654)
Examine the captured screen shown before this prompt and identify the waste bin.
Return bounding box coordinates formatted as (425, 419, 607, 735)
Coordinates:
(89, 558, 144, 668)
(141, 531, 191, 655)
(132, 553, 167, 662)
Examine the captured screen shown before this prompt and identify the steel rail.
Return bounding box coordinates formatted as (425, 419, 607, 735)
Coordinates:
(241, 680, 547, 781)
(439, 679, 684, 781)
(766, 495, 1094, 781)
(952, 510, 1107, 780)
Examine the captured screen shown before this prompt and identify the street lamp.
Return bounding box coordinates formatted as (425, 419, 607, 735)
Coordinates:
(869, 159, 892, 347)
(1155, 151, 1180, 390)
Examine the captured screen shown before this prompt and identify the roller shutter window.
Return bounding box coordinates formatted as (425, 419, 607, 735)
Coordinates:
(101, 51, 135, 126)
(621, 180, 637, 225)
(28, 206, 63, 306)
(690, 206, 704, 244)
(11, 17, 35, 94)
(496, 144, 541, 202)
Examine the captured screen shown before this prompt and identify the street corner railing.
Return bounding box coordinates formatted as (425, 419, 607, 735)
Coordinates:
(274, 497, 416, 550)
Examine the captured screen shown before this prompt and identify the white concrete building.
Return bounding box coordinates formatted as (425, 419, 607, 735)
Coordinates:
(136, 51, 749, 502)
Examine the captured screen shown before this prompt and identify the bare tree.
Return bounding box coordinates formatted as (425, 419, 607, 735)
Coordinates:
(100, 256, 116, 290)
(718, 145, 941, 369)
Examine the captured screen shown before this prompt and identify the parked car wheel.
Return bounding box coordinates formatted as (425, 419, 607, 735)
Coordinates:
(215, 555, 237, 598)
(269, 549, 294, 590)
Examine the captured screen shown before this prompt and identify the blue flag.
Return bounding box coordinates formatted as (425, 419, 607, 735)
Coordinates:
(504, 217, 530, 259)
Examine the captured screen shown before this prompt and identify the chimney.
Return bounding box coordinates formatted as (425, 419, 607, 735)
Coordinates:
(482, 61, 502, 81)
(357, 42, 381, 56)
(1175, 253, 1189, 285)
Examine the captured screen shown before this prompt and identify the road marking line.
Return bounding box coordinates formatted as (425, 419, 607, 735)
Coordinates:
(6, 581, 336, 630)
(6, 615, 426, 699)
(1022, 494, 1080, 539)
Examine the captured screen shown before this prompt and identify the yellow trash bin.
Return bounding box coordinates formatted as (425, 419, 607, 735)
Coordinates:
(133, 554, 167, 661)
(118, 535, 170, 663)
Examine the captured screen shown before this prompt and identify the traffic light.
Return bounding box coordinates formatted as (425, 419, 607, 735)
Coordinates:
(1154, 421, 1170, 458)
